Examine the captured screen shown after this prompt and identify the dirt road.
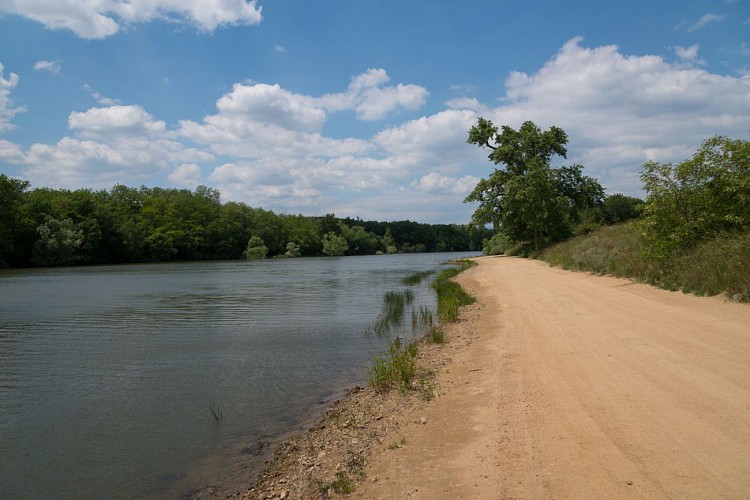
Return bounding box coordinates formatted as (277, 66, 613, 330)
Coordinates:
(356, 256, 750, 499)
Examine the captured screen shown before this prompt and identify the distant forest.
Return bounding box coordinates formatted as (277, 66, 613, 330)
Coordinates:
(0, 177, 490, 268)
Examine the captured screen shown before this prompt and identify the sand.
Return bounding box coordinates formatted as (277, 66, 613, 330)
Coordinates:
(233, 256, 750, 499)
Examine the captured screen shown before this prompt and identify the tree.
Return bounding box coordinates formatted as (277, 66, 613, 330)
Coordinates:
(465, 118, 601, 251)
(601, 194, 643, 225)
(0, 175, 30, 267)
(32, 216, 84, 266)
(640, 135, 750, 257)
(244, 235, 268, 259)
(321, 232, 348, 256)
(284, 241, 301, 257)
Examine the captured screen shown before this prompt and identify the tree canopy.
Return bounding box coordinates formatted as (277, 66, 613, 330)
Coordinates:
(465, 118, 604, 251)
(0, 179, 490, 268)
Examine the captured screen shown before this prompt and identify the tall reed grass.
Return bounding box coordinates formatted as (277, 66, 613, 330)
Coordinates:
(367, 259, 477, 392)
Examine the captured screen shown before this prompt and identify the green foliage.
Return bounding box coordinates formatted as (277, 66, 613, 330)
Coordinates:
(321, 231, 349, 256)
(432, 260, 477, 321)
(482, 232, 513, 255)
(0, 175, 31, 267)
(639, 136, 750, 258)
(284, 241, 301, 257)
(0, 179, 483, 268)
(243, 235, 268, 259)
(401, 270, 435, 285)
(540, 224, 750, 302)
(32, 216, 84, 266)
(465, 118, 603, 251)
(601, 193, 644, 225)
(369, 335, 418, 394)
(367, 290, 414, 336)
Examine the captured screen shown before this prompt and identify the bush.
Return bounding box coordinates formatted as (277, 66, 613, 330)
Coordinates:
(639, 136, 749, 257)
(482, 233, 513, 255)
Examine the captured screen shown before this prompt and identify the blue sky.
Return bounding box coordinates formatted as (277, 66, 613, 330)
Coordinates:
(1, 1, 748, 223)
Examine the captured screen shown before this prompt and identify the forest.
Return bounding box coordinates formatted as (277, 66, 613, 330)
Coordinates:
(0, 179, 489, 268)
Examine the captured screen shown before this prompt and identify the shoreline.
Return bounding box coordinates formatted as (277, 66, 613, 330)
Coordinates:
(198, 263, 482, 499)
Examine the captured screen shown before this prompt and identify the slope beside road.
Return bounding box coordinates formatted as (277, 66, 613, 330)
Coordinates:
(355, 256, 750, 499)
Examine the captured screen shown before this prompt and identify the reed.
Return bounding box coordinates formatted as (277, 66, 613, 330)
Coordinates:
(401, 270, 435, 286)
(432, 260, 476, 322)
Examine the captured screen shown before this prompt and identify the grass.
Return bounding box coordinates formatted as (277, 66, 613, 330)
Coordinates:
(432, 260, 477, 322)
(401, 270, 436, 286)
(319, 471, 355, 494)
(366, 289, 415, 336)
(539, 223, 750, 302)
(367, 259, 477, 394)
(369, 335, 418, 394)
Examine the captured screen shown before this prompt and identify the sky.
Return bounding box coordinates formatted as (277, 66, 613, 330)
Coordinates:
(0, 1, 749, 224)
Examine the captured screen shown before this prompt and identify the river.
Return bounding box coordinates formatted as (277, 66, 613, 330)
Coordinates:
(0, 252, 476, 498)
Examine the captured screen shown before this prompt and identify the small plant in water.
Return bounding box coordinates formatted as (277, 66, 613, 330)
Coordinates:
(208, 403, 223, 424)
(401, 270, 435, 286)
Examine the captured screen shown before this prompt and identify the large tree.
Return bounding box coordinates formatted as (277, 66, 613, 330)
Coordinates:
(465, 118, 603, 251)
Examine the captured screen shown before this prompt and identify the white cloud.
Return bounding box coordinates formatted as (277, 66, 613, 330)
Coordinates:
(7, 40, 750, 223)
(178, 69, 426, 162)
(412, 172, 481, 195)
(320, 68, 428, 120)
(673, 44, 702, 63)
(685, 13, 726, 32)
(0, 63, 24, 132)
(33, 59, 62, 75)
(274, 45, 286, 53)
(482, 37, 750, 194)
(0, 139, 25, 162)
(83, 84, 121, 106)
(10, 104, 212, 189)
(69, 105, 167, 137)
(0, 0, 263, 39)
(169, 163, 202, 188)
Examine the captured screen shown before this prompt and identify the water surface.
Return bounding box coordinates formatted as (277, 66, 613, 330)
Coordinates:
(0, 252, 475, 498)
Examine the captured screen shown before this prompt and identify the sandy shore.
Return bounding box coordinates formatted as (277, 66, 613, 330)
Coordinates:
(219, 256, 750, 499)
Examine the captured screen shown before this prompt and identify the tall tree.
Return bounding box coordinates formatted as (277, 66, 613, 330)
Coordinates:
(465, 118, 603, 251)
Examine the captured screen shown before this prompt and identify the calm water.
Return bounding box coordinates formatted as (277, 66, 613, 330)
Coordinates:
(0, 252, 475, 499)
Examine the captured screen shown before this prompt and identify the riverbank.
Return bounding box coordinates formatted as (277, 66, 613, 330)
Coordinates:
(214, 255, 750, 498)
(204, 265, 484, 499)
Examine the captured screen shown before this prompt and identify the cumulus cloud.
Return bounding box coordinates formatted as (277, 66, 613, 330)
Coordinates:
(412, 172, 481, 195)
(7, 39, 750, 223)
(13, 104, 212, 189)
(169, 163, 202, 188)
(33, 59, 62, 75)
(0, 63, 24, 132)
(0, 139, 25, 162)
(485, 37, 750, 194)
(69, 105, 167, 137)
(0, 0, 263, 39)
(178, 68, 426, 163)
(320, 68, 428, 120)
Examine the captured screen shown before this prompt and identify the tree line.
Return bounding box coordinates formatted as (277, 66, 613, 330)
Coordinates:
(0, 180, 490, 268)
(465, 117, 747, 259)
